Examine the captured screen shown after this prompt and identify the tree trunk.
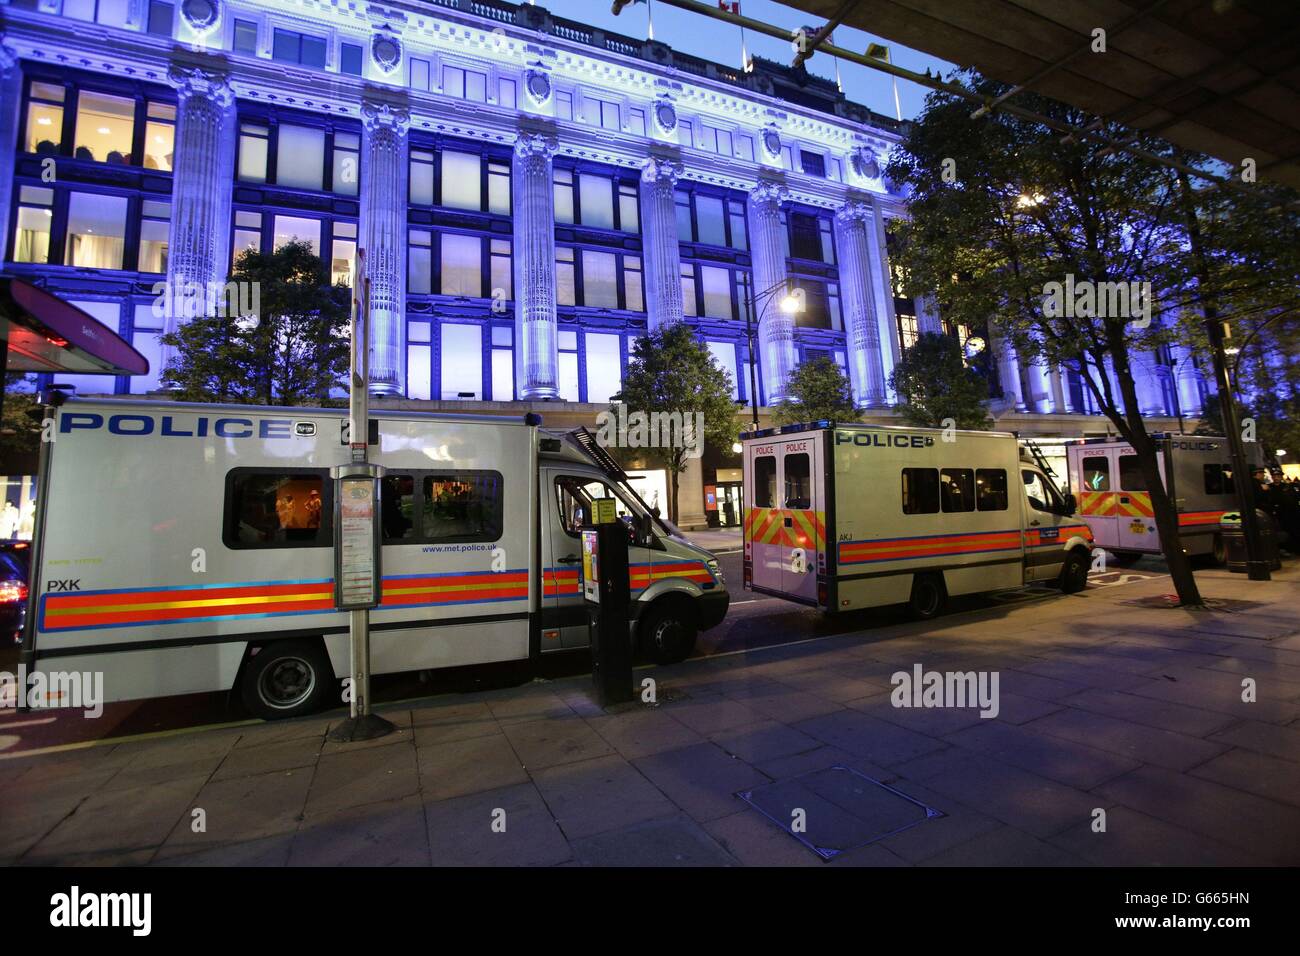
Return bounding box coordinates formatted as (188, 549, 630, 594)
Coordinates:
(668, 467, 680, 526)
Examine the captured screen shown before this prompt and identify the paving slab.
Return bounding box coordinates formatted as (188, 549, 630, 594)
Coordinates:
(423, 782, 572, 867)
(1189, 747, 1300, 808)
(570, 814, 738, 867)
(155, 767, 312, 861)
(290, 795, 430, 867)
(632, 742, 767, 823)
(532, 754, 678, 840)
(416, 733, 528, 801)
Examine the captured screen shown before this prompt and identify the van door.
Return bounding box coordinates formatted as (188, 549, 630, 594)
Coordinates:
(1021, 468, 1068, 582)
(1076, 451, 1118, 549)
(542, 470, 648, 649)
(1116, 451, 1158, 551)
(779, 438, 822, 602)
(746, 446, 783, 594)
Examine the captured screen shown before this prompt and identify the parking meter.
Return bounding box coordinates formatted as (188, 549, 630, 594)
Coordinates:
(582, 499, 633, 705)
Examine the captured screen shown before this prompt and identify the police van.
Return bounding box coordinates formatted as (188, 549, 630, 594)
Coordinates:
(1065, 435, 1263, 564)
(741, 422, 1094, 617)
(21, 398, 728, 718)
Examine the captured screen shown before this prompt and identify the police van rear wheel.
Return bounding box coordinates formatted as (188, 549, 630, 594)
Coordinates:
(908, 574, 946, 620)
(1059, 549, 1090, 594)
(641, 603, 698, 665)
(241, 640, 334, 720)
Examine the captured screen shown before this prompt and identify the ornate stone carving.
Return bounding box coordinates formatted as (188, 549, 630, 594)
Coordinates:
(653, 98, 677, 135)
(524, 67, 552, 106)
(512, 132, 560, 399)
(179, 0, 221, 35)
(370, 27, 403, 76)
(639, 156, 684, 330)
(359, 99, 411, 395)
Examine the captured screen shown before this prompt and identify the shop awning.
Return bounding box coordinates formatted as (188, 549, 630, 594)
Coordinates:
(0, 277, 149, 376)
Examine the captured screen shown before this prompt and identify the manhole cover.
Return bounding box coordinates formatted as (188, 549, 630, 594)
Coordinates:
(737, 765, 944, 861)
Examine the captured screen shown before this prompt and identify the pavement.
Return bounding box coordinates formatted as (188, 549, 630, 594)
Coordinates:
(3, 563, 1299, 867)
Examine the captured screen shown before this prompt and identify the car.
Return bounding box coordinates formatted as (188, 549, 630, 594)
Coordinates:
(0, 542, 30, 645)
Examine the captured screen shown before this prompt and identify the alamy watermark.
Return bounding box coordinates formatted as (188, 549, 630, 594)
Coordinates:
(0, 665, 103, 718)
(150, 280, 260, 321)
(594, 406, 705, 460)
(891, 663, 1000, 719)
(1042, 273, 1151, 328)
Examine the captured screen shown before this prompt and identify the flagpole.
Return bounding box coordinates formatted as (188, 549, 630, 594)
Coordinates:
(647, 0, 655, 40)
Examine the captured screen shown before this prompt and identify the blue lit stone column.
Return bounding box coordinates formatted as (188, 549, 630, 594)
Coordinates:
(164, 65, 236, 367)
(833, 200, 887, 407)
(1169, 344, 1205, 417)
(512, 132, 560, 400)
(360, 100, 410, 396)
(0, 44, 21, 264)
(747, 180, 797, 404)
(989, 326, 1027, 411)
(639, 155, 684, 330)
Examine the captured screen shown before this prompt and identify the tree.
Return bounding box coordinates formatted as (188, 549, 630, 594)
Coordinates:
(610, 323, 738, 524)
(772, 355, 860, 426)
(0, 375, 42, 474)
(888, 332, 992, 429)
(161, 240, 351, 406)
(883, 70, 1298, 605)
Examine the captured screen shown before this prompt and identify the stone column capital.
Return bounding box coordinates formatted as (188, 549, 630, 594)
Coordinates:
(361, 100, 411, 134)
(514, 131, 558, 160)
(0, 43, 19, 76)
(167, 65, 233, 109)
(834, 199, 872, 226)
(748, 179, 788, 209)
(640, 155, 682, 188)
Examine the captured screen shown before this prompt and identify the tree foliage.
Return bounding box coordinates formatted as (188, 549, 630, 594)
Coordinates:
(612, 322, 738, 523)
(772, 356, 860, 427)
(888, 332, 991, 429)
(160, 240, 351, 406)
(884, 69, 1300, 604)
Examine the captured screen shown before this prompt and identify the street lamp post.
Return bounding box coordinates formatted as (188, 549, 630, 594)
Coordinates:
(742, 278, 802, 437)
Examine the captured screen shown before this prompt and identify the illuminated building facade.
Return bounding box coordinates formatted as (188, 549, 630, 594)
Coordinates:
(0, 0, 1209, 524)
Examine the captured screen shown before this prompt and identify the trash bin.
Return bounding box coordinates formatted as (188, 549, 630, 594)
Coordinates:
(1220, 510, 1282, 573)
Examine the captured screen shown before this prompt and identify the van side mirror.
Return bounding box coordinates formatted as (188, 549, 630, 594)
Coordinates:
(1062, 493, 1077, 516)
(633, 513, 655, 546)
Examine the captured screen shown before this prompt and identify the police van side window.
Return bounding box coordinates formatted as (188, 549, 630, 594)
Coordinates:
(785, 454, 811, 509)
(225, 469, 330, 548)
(1082, 456, 1110, 491)
(753, 456, 777, 508)
(976, 469, 1008, 511)
(422, 473, 503, 542)
(901, 468, 940, 514)
(1204, 463, 1236, 496)
(1119, 455, 1147, 491)
(940, 468, 974, 513)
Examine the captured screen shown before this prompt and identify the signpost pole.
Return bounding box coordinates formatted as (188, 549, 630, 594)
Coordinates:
(328, 249, 396, 742)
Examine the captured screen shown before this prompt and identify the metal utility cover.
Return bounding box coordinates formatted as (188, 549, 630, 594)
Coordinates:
(737, 765, 943, 861)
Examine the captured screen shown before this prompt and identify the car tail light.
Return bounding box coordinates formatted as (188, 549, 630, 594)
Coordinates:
(0, 581, 28, 604)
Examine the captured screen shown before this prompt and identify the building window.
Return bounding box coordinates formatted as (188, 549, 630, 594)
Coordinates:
(408, 230, 432, 294)
(737, 134, 755, 161)
(558, 330, 579, 401)
(680, 262, 698, 317)
(331, 222, 356, 287)
(674, 190, 692, 242)
(272, 214, 321, 256)
(11, 186, 54, 264)
(554, 168, 575, 224)
(407, 320, 431, 399)
(623, 257, 643, 312)
(440, 150, 482, 211)
(440, 323, 483, 399)
(489, 239, 512, 301)
(584, 96, 620, 130)
(410, 58, 432, 92)
(579, 174, 614, 229)
(556, 247, 576, 306)
(585, 332, 622, 404)
(238, 123, 269, 182)
(443, 66, 487, 102)
(582, 250, 618, 309)
(629, 108, 646, 137)
(272, 29, 328, 69)
(800, 150, 827, 177)
(232, 210, 262, 261)
(897, 313, 919, 350)
(138, 199, 170, 274)
(340, 42, 364, 77)
(332, 132, 360, 196)
(701, 124, 733, 156)
(146, 0, 175, 37)
(233, 18, 258, 55)
(490, 326, 513, 401)
(64, 0, 131, 27)
(276, 125, 326, 191)
(65, 191, 128, 269)
(789, 212, 822, 261)
(143, 101, 175, 171)
(488, 160, 511, 215)
(410, 149, 435, 205)
(74, 90, 135, 165)
(441, 233, 483, 297)
(700, 266, 733, 320)
(555, 90, 573, 121)
(696, 195, 727, 247)
(24, 82, 65, 155)
(677, 119, 693, 148)
(498, 77, 517, 109)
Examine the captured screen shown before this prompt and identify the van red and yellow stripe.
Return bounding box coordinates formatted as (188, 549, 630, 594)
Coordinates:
(839, 529, 1023, 566)
(1178, 510, 1227, 528)
(40, 570, 531, 632)
(1116, 492, 1154, 518)
(744, 507, 825, 549)
(1078, 491, 1117, 517)
(543, 567, 581, 598)
(1024, 524, 1094, 548)
(630, 560, 715, 591)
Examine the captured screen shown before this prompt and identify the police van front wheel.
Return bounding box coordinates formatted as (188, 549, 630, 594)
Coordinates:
(240, 640, 335, 720)
(908, 574, 947, 620)
(1059, 549, 1090, 594)
(640, 602, 698, 665)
